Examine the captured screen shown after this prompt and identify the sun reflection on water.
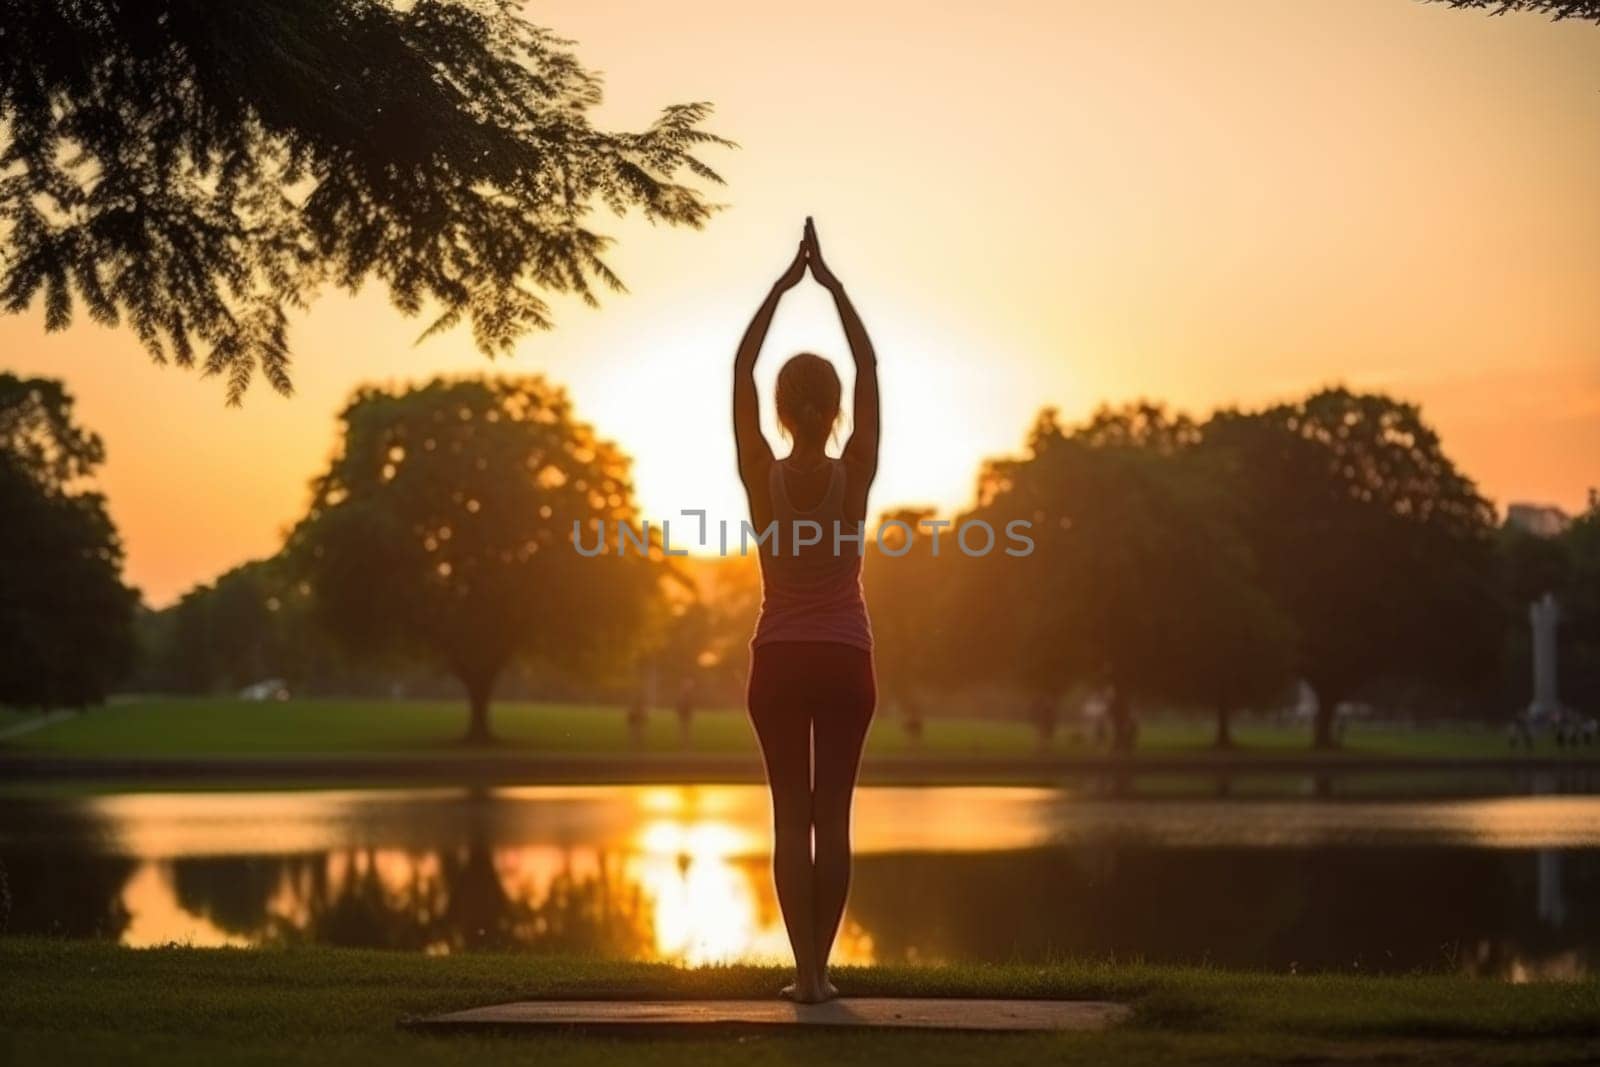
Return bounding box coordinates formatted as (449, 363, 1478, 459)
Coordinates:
(109, 785, 879, 964)
(26, 783, 1595, 976)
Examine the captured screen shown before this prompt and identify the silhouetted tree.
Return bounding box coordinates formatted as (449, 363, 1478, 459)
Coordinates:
(0, 1, 729, 401)
(699, 557, 764, 708)
(1072, 400, 1202, 454)
(1426, 1, 1600, 24)
(648, 592, 718, 742)
(1154, 538, 1297, 749)
(286, 375, 660, 741)
(1203, 389, 1500, 747)
(1070, 402, 1297, 745)
(161, 585, 221, 693)
(1076, 407, 1296, 746)
(0, 374, 137, 709)
(143, 557, 315, 693)
(864, 507, 953, 742)
(1554, 502, 1600, 713)
(959, 408, 1291, 752)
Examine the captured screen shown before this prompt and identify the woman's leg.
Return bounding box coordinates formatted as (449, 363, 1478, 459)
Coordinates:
(747, 645, 819, 996)
(809, 646, 876, 991)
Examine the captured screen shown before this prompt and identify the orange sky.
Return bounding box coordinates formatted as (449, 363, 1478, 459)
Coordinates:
(3, 0, 1597, 606)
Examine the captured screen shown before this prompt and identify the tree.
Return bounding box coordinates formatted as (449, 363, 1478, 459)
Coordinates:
(1561, 504, 1600, 713)
(1425, 1, 1600, 24)
(864, 507, 957, 743)
(286, 375, 660, 741)
(668, 555, 761, 709)
(0, 374, 137, 708)
(1068, 403, 1297, 747)
(0, 2, 729, 401)
(1151, 521, 1297, 749)
(1203, 389, 1500, 748)
(957, 407, 1294, 752)
(1072, 400, 1201, 454)
(144, 557, 306, 694)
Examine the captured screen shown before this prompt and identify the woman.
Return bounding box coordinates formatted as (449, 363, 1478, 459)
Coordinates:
(732, 217, 879, 1004)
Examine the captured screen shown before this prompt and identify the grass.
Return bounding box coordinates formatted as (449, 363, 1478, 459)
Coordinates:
(1, 939, 1595, 1065)
(0, 697, 1551, 761)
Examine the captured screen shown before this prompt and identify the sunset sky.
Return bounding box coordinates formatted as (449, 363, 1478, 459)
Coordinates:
(3, 0, 1597, 605)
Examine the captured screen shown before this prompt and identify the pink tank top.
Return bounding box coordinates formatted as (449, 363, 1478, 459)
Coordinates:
(750, 458, 874, 652)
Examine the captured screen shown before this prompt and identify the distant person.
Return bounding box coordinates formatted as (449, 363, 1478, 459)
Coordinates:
(1508, 714, 1535, 749)
(732, 217, 878, 1003)
(901, 696, 925, 747)
(1031, 691, 1059, 750)
(625, 691, 648, 747)
(674, 676, 696, 746)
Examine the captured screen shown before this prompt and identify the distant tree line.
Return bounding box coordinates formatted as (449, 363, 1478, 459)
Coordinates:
(5, 372, 1597, 752)
(868, 390, 1600, 750)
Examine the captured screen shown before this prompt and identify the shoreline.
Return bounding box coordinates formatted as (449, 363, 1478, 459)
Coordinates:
(4, 750, 1598, 787)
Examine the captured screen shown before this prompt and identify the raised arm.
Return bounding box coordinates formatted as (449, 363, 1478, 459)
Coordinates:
(733, 238, 808, 485)
(805, 218, 878, 481)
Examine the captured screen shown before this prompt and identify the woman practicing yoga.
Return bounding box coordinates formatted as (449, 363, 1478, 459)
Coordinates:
(732, 217, 879, 1004)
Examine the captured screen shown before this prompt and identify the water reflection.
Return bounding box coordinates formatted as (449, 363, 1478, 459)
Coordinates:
(1, 785, 1596, 977)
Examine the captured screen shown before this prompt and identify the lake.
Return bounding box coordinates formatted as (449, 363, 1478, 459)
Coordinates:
(2, 782, 1597, 979)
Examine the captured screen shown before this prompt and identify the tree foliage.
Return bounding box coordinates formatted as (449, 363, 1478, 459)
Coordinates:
(0, 374, 137, 708)
(138, 557, 318, 695)
(957, 406, 1295, 751)
(1202, 389, 1500, 746)
(864, 506, 957, 735)
(1425, 1, 1600, 23)
(0, 1, 729, 401)
(285, 375, 662, 740)
(1078, 407, 1296, 746)
(1561, 506, 1600, 712)
(660, 556, 761, 710)
(941, 392, 1502, 750)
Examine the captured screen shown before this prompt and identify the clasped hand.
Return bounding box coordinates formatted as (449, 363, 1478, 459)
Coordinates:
(773, 216, 841, 294)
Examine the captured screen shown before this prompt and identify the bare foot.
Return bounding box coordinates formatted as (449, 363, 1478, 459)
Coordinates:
(781, 976, 839, 1004)
(779, 977, 837, 1004)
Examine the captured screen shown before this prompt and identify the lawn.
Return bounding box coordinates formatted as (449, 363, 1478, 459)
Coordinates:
(1, 939, 1594, 1066)
(0, 696, 1544, 761)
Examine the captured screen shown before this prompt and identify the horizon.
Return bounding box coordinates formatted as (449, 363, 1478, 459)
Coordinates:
(3, 0, 1596, 606)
